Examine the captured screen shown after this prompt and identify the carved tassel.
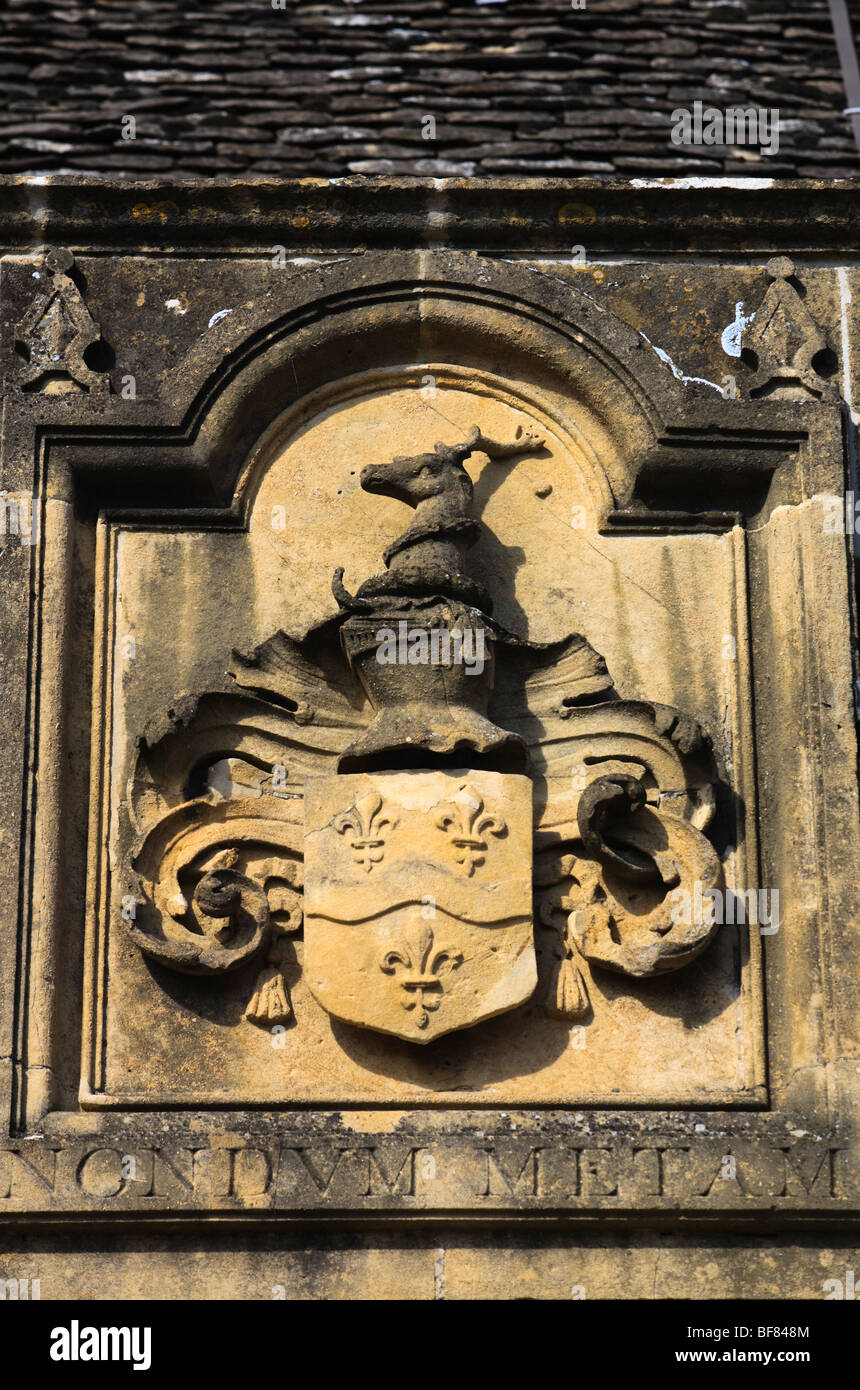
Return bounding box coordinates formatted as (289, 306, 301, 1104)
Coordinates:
(245, 964, 292, 1026)
(245, 930, 293, 1027)
(546, 954, 590, 1021)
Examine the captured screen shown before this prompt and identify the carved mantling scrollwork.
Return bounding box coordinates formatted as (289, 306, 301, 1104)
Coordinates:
(532, 703, 724, 1021)
(127, 790, 304, 1025)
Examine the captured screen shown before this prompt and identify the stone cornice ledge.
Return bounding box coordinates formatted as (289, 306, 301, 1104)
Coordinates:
(0, 176, 858, 255)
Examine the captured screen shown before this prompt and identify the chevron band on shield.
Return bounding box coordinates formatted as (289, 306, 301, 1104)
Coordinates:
(303, 770, 535, 1043)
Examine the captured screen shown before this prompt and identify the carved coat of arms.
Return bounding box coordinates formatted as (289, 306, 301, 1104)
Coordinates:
(304, 772, 533, 1041)
(125, 424, 723, 1046)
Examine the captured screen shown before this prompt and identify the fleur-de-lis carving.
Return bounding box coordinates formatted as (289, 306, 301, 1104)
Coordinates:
(379, 924, 463, 1028)
(434, 783, 507, 875)
(333, 791, 398, 872)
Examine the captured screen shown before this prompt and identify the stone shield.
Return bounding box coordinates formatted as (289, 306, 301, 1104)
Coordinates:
(303, 770, 535, 1043)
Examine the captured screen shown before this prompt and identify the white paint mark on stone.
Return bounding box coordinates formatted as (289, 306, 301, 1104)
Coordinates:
(165, 299, 187, 315)
(837, 268, 857, 422)
(629, 176, 774, 190)
(721, 301, 755, 358)
(640, 330, 726, 394)
(208, 309, 232, 328)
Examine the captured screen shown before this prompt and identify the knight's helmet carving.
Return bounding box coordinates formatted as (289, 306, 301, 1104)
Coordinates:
(332, 425, 544, 771)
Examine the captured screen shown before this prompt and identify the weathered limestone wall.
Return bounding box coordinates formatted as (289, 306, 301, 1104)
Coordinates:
(0, 178, 858, 1299)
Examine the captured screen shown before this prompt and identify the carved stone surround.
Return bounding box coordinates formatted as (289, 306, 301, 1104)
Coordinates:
(0, 181, 858, 1238)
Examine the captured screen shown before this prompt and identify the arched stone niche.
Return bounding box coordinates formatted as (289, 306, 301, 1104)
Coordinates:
(70, 252, 791, 1110)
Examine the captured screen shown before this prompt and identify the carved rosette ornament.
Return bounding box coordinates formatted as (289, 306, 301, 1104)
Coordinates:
(740, 256, 835, 401)
(124, 421, 725, 1044)
(14, 246, 110, 396)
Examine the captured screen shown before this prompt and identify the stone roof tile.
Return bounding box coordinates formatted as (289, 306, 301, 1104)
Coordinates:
(0, 0, 857, 176)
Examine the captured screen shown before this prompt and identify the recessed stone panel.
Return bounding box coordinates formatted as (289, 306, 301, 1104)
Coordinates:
(81, 377, 761, 1107)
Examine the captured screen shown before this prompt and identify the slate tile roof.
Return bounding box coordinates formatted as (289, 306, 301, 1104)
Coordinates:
(0, 0, 858, 178)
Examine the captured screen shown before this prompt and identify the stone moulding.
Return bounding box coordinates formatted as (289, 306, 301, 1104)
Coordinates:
(0, 186, 858, 1234)
(1, 176, 860, 254)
